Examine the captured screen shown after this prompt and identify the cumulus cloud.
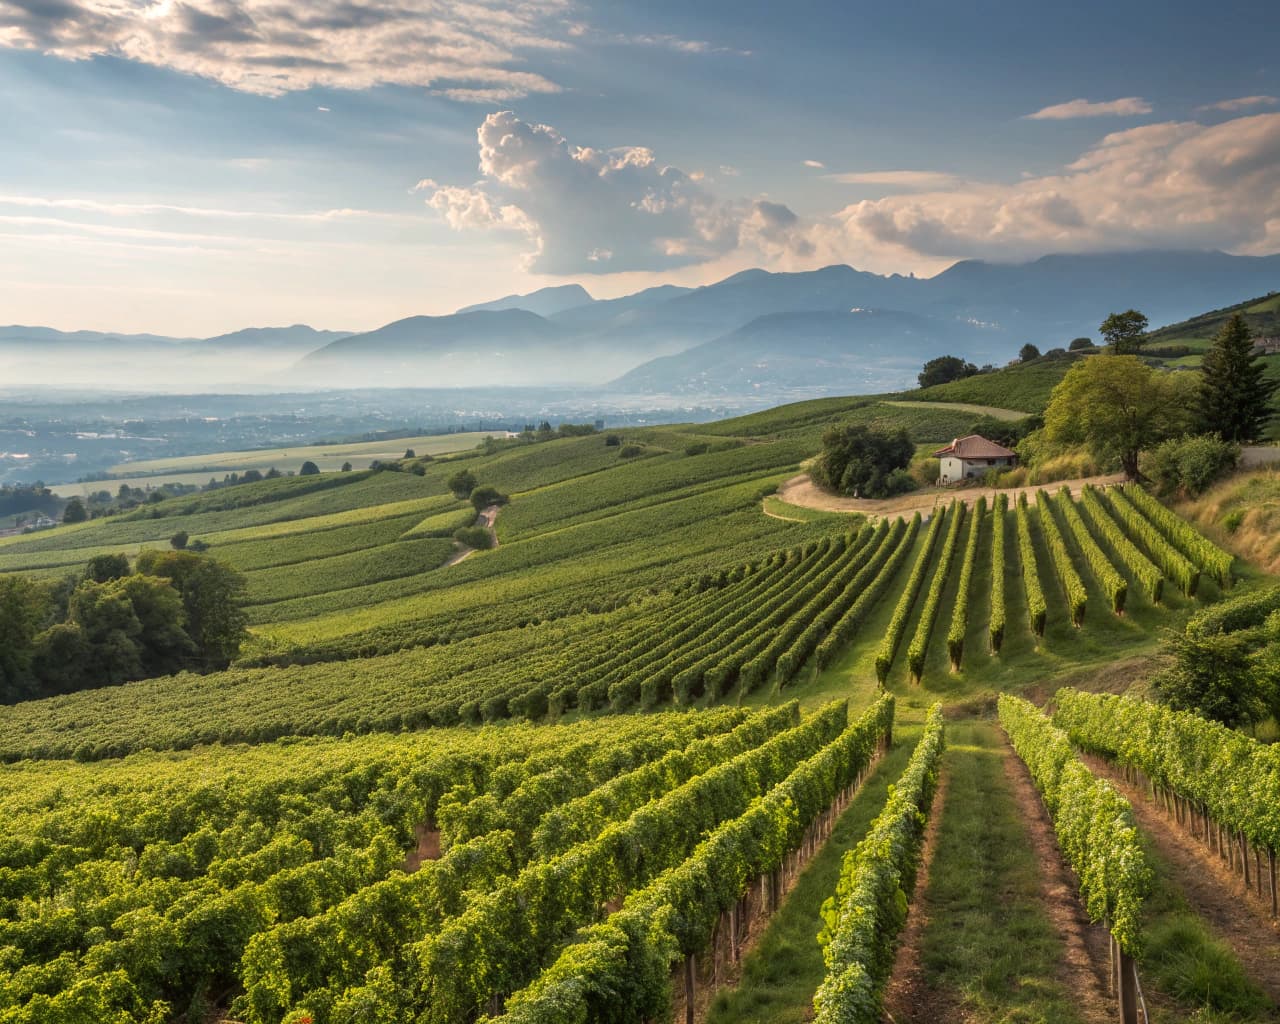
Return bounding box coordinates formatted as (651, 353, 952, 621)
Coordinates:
(1025, 97, 1152, 120)
(419, 111, 803, 274)
(825, 113, 1280, 262)
(1197, 95, 1278, 113)
(0, 0, 572, 97)
(825, 170, 960, 189)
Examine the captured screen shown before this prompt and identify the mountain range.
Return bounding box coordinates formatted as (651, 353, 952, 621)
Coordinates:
(5, 250, 1278, 396)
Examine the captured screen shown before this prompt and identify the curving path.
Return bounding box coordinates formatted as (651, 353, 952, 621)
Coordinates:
(773, 471, 1126, 519)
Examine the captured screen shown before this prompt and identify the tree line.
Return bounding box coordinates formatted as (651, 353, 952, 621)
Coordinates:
(0, 550, 248, 703)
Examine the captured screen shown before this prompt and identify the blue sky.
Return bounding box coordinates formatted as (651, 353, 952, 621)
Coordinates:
(1, 0, 1277, 334)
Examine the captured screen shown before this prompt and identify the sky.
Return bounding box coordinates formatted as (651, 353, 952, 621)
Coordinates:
(1, 0, 1278, 336)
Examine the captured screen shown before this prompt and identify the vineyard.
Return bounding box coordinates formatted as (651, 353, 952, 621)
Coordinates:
(0, 390, 1275, 1024)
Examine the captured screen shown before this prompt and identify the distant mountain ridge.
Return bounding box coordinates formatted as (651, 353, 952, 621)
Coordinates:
(457, 284, 593, 318)
(6, 249, 1279, 395)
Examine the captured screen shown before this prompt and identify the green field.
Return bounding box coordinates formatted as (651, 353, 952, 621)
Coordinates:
(71, 427, 499, 483)
(0, 392, 1273, 1024)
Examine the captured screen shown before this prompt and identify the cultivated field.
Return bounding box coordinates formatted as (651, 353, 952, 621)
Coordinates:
(0, 395, 1276, 1024)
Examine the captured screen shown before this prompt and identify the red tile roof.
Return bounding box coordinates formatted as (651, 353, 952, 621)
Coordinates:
(932, 434, 1017, 459)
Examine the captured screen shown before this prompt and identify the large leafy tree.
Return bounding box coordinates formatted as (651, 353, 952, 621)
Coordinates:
(1043, 355, 1194, 480)
(137, 550, 248, 668)
(1199, 313, 1277, 442)
(917, 355, 977, 389)
(811, 425, 915, 498)
(1100, 310, 1149, 354)
(0, 576, 51, 701)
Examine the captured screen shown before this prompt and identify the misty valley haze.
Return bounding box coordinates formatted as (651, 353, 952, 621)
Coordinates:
(4, 249, 1279, 397)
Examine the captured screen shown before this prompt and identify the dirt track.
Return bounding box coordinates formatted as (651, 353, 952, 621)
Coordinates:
(774, 472, 1126, 518)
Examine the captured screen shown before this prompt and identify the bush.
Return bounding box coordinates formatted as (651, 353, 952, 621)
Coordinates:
(1222, 508, 1245, 534)
(1142, 435, 1241, 498)
(684, 442, 710, 456)
(1069, 337, 1094, 351)
(908, 457, 940, 487)
(299, 461, 320, 476)
(448, 469, 477, 498)
(469, 485, 508, 510)
(618, 445, 645, 459)
(812, 424, 914, 499)
(170, 531, 189, 550)
(453, 525, 494, 550)
(604, 434, 621, 447)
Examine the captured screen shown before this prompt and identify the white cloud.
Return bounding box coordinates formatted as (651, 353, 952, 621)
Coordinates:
(1197, 95, 1278, 113)
(822, 113, 1280, 263)
(419, 111, 803, 274)
(1025, 97, 1152, 120)
(0, 0, 572, 98)
(824, 170, 960, 189)
(718, 165, 740, 177)
(803, 159, 825, 169)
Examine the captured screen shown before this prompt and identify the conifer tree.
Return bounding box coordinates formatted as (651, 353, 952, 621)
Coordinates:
(1199, 314, 1277, 442)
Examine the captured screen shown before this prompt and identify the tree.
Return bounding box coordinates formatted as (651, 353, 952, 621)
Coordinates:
(299, 461, 320, 476)
(1199, 313, 1277, 442)
(1099, 310, 1149, 354)
(341, 462, 353, 472)
(1043, 355, 1195, 479)
(0, 576, 48, 701)
(68, 582, 143, 686)
(136, 550, 248, 669)
(1069, 337, 1094, 351)
(84, 553, 131, 583)
(62, 497, 87, 524)
(170, 530, 189, 550)
(469, 485, 508, 510)
(448, 469, 478, 499)
(1019, 343, 1041, 362)
(811, 425, 915, 498)
(31, 623, 91, 696)
(115, 574, 194, 676)
(917, 355, 978, 389)
(1154, 627, 1270, 728)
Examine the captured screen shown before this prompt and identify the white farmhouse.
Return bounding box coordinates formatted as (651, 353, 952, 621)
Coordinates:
(933, 434, 1017, 484)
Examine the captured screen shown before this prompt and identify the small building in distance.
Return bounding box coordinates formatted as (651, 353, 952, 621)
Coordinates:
(1252, 335, 1280, 356)
(933, 434, 1017, 484)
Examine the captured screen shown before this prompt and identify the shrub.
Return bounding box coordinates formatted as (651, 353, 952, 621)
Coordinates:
(1222, 508, 1245, 534)
(299, 461, 320, 476)
(908, 457, 940, 487)
(1142, 434, 1240, 498)
(453, 525, 493, 550)
(604, 434, 621, 447)
(469, 485, 508, 510)
(618, 445, 645, 459)
(170, 530, 189, 550)
(684, 443, 710, 456)
(448, 469, 477, 498)
(1069, 337, 1094, 351)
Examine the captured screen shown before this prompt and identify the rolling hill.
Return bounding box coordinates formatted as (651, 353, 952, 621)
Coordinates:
(0, 385, 1264, 1024)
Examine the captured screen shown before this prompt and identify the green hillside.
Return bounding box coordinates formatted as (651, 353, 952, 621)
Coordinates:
(1146, 289, 1280, 349)
(0, 388, 1273, 1024)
